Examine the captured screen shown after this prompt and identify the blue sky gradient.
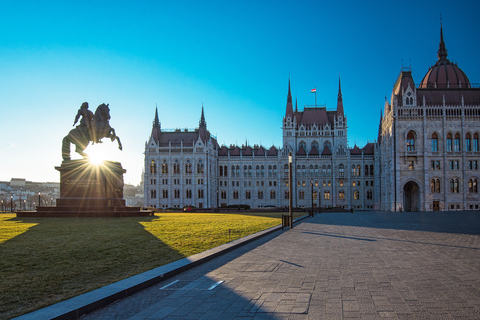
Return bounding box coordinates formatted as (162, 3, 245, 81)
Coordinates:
(1, 0, 479, 185)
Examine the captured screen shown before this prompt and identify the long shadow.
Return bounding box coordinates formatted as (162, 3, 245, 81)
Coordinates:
(0, 215, 185, 320)
(302, 230, 480, 250)
(309, 210, 480, 235)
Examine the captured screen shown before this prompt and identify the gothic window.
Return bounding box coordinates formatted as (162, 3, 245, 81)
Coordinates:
(245, 190, 251, 199)
(447, 133, 453, 152)
(406, 131, 416, 151)
(220, 190, 226, 199)
(324, 191, 330, 200)
(311, 141, 319, 150)
(431, 133, 438, 152)
(339, 164, 344, 177)
(450, 179, 460, 193)
(162, 161, 168, 174)
(284, 190, 289, 199)
(268, 165, 272, 177)
(258, 190, 264, 199)
(185, 160, 192, 174)
(224, 165, 228, 176)
(454, 133, 461, 152)
(370, 165, 374, 176)
(236, 165, 240, 176)
(469, 179, 478, 193)
(233, 191, 239, 199)
(162, 189, 168, 198)
(150, 160, 156, 174)
(186, 189, 192, 198)
(231, 165, 236, 177)
(219, 166, 223, 176)
(284, 164, 289, 176)
(248, 166, 252, 177)
(260, 165, 265, 177)
(322, 165, 326, 176)
(466, 133, 472, 152)
(314, 165, 319, 176)
(198, 189, 204, 198)
(270, 190, 276, 199)
(273, 165, 277, 176)
(244, 165, 248, 176)
(474, 133, 479, 151)
(174, 160, 180, 174)
(365, 165, 369, 176)
(357, 165, 361, 176)
(256, 165, 260, 176)
(197, 161, 204, 174)
(309, 165, 314, 176)
(299, 190, 305, 199)
(298, 141, 306, 151)
(327, 165, 331, 174)
(150, 189, 156, 198)
(354, 190, 359, 200)
(352, 165, 356, 176)
(174, 189, 180, 198)
(339, 190, 345, 200)
(302, 165, 306, 176)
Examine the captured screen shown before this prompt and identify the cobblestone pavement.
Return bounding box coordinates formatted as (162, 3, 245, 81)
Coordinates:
(81, 211, 480, 319)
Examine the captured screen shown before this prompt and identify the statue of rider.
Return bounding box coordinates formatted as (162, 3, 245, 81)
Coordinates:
(73, 102, 96, 142)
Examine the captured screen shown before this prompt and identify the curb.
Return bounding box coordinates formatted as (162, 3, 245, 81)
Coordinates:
(14, 215, 310, 320)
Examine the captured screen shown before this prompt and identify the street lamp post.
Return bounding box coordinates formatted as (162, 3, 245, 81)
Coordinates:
(38, 192, 41, 208)
(319, 187, 322, 213)
(288, 152, 293, 229)
(311, 179, 314, 216)
(10, 196, 13, 212)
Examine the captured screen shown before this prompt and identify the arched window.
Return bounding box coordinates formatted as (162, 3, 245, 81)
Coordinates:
(150, 189, 156, 198)
(273, 165, 277, 176)
(474, 133, 479, 151)
(454, 133, 461, 152)
(223, 165, 228, 176)
(469, 179, 478, 193)
(431, 133, 438, 152)
(231, 165, 236, 177)
(270, 190, 276, 199)
(365, 165, 369, 176)
(370, 165, 374, 176)
(174, 160, 180, 174)
(322, 165, 326, 176)
(219, 166, 223, 176)
(256, 165, 260, 176)
(447, 133, 453, 152)
(327, 165, 331, 174)
(309, 165, 314, 176)
(150, 160, 156, 174)
(339, 164, 344, 177)
(450, 179, 460, 193)
(185, 160, 192, 174)
(244, 165, 248, 176)
(314, 165, 319, 176)
(302, 165, 306, 176)
(324, 191, 330, 200)
(357, 165, 361, 176)
(431, 179, 441, 193)
(248, 166, 252, 177)
(258, 190, 264, 199)
(284, 164, 289, 176)
(236, 165, 240, 176)
(406, 131, 415, 151)
(339, 190, 345, 200)
(268, 165, 273, 177)
(353, 190, 359, 200)
(352, 165, 356, 176)
(186, 189, 192, 198)
(298, 141, 306, 151)
(466, 133, 472, 152)
(311, 141, 319, 150)
(260, 165, 265, 177)
(162, 161, 168, 174)
(299, 190, 305, 199)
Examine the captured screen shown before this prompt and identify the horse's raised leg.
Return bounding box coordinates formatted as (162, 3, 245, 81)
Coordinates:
(116, 136, 123, 151)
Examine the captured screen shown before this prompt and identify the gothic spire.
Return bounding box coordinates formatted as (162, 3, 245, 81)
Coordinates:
(153, 106, 160, 129)
(337, 76, 344, 117)
(285, 77, 293, 118)
(437, 18, 448, 61)
(199, 105, 206, 128)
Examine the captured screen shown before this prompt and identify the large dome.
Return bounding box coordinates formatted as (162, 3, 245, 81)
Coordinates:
(420, 26, 471, 89)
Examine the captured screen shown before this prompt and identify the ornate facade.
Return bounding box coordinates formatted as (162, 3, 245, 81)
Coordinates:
(144, 25, 479, 211)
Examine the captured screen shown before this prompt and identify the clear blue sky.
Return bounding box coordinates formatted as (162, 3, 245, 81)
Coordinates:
(1, 0, 479, 185)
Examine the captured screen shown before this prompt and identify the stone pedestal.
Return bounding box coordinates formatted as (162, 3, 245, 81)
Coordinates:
(18, 160, 152, 217)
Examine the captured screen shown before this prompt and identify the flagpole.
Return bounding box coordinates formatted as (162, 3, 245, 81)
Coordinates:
(315, 86, 317, 107)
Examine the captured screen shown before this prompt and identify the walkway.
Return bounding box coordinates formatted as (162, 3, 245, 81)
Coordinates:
(80, 211, 480, 319)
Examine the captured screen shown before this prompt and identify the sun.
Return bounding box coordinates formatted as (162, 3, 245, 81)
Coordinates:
(86, 144, 108, 165)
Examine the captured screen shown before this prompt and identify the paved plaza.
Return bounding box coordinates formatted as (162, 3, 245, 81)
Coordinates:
(80, 211, 480, 320)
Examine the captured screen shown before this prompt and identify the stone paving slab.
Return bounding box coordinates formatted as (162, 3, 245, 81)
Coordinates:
(16, 211, 480, 319)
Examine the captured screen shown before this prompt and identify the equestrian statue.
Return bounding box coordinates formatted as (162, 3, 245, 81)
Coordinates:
(62, 102, 122, 160)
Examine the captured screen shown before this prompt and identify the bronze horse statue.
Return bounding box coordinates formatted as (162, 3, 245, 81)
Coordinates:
(62, 103, 122, 160)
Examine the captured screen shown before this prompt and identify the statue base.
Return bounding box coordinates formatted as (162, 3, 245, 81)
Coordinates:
(17, 160, 152, 218)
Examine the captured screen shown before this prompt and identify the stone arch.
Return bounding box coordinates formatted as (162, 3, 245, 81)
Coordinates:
(403, 180, 420, 212)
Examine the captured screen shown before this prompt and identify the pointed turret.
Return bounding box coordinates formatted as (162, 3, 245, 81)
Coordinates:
(377, 110, 383, 144)
(285, 78, 293, 118)
(337, 76, 344, 117)
(199, 105, 206, 128)
(151, 107, 161, 143)
(437, 20, 448, 61)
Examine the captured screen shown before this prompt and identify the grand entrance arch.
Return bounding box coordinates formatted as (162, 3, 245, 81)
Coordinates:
(403, 181, 420, 212)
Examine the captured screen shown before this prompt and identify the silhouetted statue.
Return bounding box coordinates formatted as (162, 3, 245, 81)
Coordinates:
(62, 103, 122, 160)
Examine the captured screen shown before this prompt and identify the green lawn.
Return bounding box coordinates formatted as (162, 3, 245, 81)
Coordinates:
(0, 211, 303, 319)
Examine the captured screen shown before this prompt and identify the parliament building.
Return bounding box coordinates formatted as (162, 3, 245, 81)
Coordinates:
(144, 26, 480, 212)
